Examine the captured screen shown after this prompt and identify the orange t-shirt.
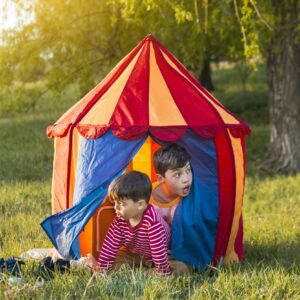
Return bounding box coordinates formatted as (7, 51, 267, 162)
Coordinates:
(150, 182, 182, 227)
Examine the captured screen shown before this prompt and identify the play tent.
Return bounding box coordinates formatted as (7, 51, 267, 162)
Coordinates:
(42, 34, 250, 270)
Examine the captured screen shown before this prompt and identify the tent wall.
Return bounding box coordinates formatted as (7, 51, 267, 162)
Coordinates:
(52, 133, 71, 213)
(226, 133, 246, 262)
(51, 129, 246, 265)
(212, 130, 236, 264)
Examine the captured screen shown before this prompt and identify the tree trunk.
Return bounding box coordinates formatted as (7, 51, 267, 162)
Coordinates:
(199, 53, 215, 91)
(266, 0, 300, 173)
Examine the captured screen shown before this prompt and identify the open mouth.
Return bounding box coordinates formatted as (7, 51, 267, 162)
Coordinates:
(182, 186, 190, 195)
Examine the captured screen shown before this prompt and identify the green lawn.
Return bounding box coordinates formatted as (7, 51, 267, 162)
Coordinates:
(0, 64, 299, 299)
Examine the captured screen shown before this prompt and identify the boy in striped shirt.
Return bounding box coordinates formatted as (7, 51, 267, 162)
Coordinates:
(96, 171, 172, 276)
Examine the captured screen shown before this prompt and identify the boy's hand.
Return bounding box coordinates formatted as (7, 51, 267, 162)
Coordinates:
(92, 265, 101, 272)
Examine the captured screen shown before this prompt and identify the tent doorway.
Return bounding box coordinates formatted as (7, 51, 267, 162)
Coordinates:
(78, 136, 160, 259)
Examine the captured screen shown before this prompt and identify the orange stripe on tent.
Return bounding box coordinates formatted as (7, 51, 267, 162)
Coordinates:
(52, 135, 71, 213)
(149, 44, 186, 126)
(79, 216, 94, 256)
(125, 137, 160, 183)
(68, 129, 82, 207)
(132, 137, 152, 178)
(224, 131, 245, 263)
(80, 46, 145, 125)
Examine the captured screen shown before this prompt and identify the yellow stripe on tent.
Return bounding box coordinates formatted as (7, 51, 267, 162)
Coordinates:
(224, 131, 245, 263)
(132, 136, 152, 178)
(80, 46, 145, 125)
(149, 44, 186, 126)
(161, 52, 240, 125)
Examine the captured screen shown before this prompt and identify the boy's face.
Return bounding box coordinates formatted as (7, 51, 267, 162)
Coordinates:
(158, 162, 193, 198)
(113, 198, 145, 220)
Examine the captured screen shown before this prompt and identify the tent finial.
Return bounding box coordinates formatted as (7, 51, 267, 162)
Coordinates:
(145, 34, 154, 41)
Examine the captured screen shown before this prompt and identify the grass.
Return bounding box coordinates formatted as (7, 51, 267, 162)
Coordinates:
(0, 64, 299, 299)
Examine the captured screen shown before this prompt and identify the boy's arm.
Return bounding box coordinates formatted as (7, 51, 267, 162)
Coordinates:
(97, 218, 123, 272)
(147, 222, 172, 276)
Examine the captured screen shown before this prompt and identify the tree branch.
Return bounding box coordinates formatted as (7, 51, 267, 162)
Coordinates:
(233, 0, 248, 47)
(250, 0, 273, 31)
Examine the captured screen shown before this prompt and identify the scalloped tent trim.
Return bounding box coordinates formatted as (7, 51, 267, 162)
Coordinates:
(47, 123, 251, 140)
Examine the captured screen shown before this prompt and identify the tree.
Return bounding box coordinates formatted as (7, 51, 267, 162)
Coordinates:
(237, 0, 300, 173)
(265, 1, 300, 173)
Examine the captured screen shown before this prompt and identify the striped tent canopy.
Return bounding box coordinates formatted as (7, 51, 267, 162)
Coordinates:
(43, 34, 251, 270)
(47, 34, 250, 141)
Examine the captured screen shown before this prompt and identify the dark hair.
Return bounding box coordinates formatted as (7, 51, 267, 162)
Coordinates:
(153, 143, 191, 176)
(109, 171, 152, 203)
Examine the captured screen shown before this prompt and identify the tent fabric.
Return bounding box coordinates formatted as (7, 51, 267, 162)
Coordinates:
(212, 130, 237, 264)
(41, 131, 147, 259)
(42, 130, 220, 268)
(47, 35, 250, 142)
(43, 34, 250, 268)
(73, 131, 147, 204)
(170, 131, 219, 269)
(171, 177, 218, 269)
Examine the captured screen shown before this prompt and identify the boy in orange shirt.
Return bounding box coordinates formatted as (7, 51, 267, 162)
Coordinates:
(150, 143, 193, 273)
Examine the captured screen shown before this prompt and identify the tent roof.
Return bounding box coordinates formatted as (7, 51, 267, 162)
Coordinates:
(47, 34, 250, 141)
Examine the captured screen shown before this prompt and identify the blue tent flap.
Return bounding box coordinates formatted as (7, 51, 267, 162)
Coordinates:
(171, 177, 219, 270)
(41, 131, 147, 259)
(171, 130, 219, 270)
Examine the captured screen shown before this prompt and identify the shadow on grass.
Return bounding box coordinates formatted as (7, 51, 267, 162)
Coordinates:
(243, 241, 300, 272)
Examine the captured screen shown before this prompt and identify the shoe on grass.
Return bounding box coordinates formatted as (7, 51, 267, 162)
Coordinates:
(0, 257, 5, 273)
(6, 257, 25, 277)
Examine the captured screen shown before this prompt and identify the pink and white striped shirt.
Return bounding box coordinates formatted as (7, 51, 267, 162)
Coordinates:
(98, 204, 172, 275)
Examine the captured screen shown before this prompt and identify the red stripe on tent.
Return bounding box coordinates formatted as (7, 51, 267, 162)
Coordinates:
(110, 39, 150, 138)
(153, 43, 221, 128)
(212, 130, 236, 264)
(235, 214, 244, 260)
(149, 126, 187, 141)
(192, 125, 222, 139)
(76, 125, 110, 139)
(150, 139, 160, 182)
(229, 125, 251, 137)
(47, 123, 72, 138)
(155, 37, 250, 131)
(111, 125, 147, 140)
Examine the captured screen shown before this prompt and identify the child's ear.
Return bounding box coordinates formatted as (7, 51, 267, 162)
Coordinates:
(138, 199, 147, 209)
(156, 173, 164, 183)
